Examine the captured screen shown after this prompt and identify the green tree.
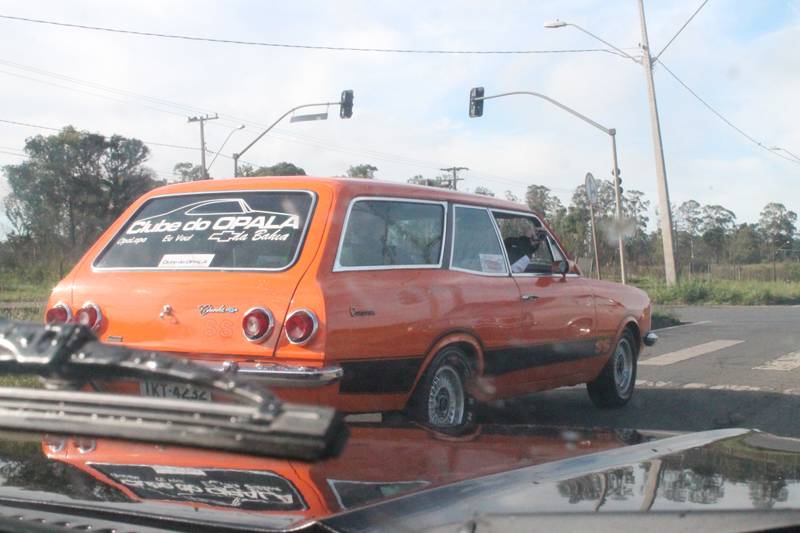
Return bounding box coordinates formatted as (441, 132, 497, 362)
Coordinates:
(730, 223, 762, 264)
(525, 184, 564, 221)
(238, 161, 306, 177)
(347, 164, 378, 179)
(504, 190, 522, 203)
(3, 126, 162, 263)
(407, 174, 449, 188)
(173, 161, 204, 182)
(473, 186, 495, 197)
(758, 202, 797, 250)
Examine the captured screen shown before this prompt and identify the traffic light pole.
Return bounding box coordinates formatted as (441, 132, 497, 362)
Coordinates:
(471, 90, 626, 283)
(610, 129, 626, 284)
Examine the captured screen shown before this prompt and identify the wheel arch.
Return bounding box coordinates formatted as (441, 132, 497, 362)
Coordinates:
(407, 329, 485, 401)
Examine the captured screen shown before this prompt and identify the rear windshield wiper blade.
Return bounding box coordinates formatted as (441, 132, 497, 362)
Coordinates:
(0, 319, 347, 461)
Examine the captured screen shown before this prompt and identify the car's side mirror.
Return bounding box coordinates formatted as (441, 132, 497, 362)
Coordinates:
(554, 260, 569, 278)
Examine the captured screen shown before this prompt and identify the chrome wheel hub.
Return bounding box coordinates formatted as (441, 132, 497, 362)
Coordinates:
(613, 338, 634, 397)
(428, 365, 465, 427)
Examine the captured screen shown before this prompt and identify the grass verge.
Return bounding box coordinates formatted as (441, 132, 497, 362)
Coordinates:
(635, 278, 800, 306)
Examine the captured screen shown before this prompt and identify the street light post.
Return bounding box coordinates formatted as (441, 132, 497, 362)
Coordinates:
(545, 2, 680, 286)
(207, 124, 245, 175)
(233, 90, 354, 177)
(470, 90, 627, 283)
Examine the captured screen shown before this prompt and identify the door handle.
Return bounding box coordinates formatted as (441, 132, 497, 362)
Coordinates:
(521, 294, 539, 301)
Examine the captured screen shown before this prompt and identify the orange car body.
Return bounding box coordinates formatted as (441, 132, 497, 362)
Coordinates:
(46, 177, 652, 412)
(43, 424, 629, 521)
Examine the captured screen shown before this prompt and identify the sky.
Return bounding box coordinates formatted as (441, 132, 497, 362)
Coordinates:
(0, 0, 798, 235)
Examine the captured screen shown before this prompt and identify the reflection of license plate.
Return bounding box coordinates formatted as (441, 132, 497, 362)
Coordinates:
(140, 381, 211, 402)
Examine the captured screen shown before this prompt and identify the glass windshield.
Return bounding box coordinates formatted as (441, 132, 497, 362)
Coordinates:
(94, 191, 314, 270)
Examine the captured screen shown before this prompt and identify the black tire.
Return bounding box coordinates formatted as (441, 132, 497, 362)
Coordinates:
(587, 329, 638, 408)
(408, 346, 475, 429)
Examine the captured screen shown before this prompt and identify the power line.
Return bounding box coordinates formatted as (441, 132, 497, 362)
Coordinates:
(656, 61, 800, 166)
(0, 13, 618, 55)
(0, 118, 253, 163)
(654, 0, 710, 60)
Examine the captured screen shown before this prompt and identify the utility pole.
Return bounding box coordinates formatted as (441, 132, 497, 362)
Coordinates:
(440, 166, 469, 190)
(637, 0, 678, 286)
(188, 113, 218, 179)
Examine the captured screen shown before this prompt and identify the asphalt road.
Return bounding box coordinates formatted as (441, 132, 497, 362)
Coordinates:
(481, 306, 800, 437)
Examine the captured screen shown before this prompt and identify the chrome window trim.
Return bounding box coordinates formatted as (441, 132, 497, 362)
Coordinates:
(449, 204, 509, 277)
(489, 208, 576, 278)
(92, 189, 318, 272)
(333, 196, 448, 272)
(241, 306, 275, 343)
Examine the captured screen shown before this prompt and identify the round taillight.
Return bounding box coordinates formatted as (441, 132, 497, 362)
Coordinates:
(285, 309, 318, 345)
(242, 307, 274, 342)
(76, 302, 102, 330)
(45, 303, 71, 324)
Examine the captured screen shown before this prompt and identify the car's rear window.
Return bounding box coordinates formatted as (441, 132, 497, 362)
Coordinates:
(94, 190, 315, 270)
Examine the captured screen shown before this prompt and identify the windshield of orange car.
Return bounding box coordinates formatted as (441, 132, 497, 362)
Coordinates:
(93, 191, 315, 270)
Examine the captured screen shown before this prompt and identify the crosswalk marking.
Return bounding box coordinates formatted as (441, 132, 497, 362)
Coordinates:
(754, 351, 800, 371)
(640, 340, 744, 367)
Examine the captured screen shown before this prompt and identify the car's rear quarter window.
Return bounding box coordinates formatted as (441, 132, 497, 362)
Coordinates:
(336, 198, 445, 269)
(94, 190, 315, 270)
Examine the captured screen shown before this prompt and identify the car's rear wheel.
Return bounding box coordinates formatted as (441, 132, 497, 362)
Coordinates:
(587, 330, 638, 408)
(409, 347, 474, 429)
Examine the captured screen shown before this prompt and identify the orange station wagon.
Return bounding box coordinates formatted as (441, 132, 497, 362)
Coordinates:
(44, 177, 656, 428)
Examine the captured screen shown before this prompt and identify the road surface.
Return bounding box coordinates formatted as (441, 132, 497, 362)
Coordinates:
(483, 306, 800, 437)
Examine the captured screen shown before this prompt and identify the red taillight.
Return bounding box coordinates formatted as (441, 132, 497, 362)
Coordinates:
(285, 309, 318, 345)
(242, 307, 274, 342)
(75, 302, 102, 330)
(45, 303, 71, 324)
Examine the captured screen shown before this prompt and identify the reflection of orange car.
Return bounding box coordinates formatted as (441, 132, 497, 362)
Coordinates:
(43, 424, 630, 524)
(44, 177, 655, 427)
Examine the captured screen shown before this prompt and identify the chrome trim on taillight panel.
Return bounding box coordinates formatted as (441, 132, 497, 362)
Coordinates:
(285, 308, 319, 345)
(241, 306, 275, 343)
(79, 301, 103, 331)
(50, 301, 73, 323)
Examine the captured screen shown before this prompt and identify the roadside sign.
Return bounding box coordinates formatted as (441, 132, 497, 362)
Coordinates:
(585, 172, 598, 206)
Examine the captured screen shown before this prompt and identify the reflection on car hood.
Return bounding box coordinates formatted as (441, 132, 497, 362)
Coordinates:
(0, 424, 798, 531)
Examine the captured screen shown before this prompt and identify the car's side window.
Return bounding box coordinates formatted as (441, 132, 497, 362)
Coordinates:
(492, 211, 555, 274)
(451, 206, 508, 275)
(336, 198, 445, 270)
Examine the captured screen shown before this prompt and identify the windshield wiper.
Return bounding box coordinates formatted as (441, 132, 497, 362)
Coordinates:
(0, 319, 347, 461)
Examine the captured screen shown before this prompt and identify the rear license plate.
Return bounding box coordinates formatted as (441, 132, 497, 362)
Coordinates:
(140, 381, 211, 402)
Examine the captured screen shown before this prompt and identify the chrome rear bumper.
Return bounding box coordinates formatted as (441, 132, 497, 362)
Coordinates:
(196, 360, 343, 388)
(643, 331, 658, 347)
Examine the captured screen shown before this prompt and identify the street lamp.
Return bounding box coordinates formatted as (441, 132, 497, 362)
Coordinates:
(469, 88, 627, 284)
(545, 2, 680, 286)
(233, 90, 354, 177)
(207, 124, 245, 174)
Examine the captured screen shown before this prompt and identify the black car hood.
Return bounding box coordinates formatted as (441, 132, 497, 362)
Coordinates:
(0, 426, 798, 531)
(322, 428, 800, 532)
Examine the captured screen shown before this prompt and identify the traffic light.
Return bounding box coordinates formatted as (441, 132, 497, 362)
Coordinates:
(469, 87, 484, 117)
(612, 167, 623, 195)
(340, 90, 354, 119)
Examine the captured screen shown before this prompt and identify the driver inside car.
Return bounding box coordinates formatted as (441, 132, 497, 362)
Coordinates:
(504, 228, 548, 273)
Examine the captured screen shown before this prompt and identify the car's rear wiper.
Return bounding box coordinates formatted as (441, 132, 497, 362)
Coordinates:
(0, 319, 347, 461)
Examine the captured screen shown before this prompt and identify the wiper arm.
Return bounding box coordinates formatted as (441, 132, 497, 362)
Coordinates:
(0, 319, 347, 461)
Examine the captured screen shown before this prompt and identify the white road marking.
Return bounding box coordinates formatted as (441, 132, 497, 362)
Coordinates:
(654, 320, 711, 332)
(709, 384, 762, 392)
(640, 339, 744, 366)
(754, 351, 800, 371)
(683, 383, 708, 389)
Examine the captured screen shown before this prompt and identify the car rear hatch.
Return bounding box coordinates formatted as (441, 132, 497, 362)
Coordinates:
(72, 188, 322, 358)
